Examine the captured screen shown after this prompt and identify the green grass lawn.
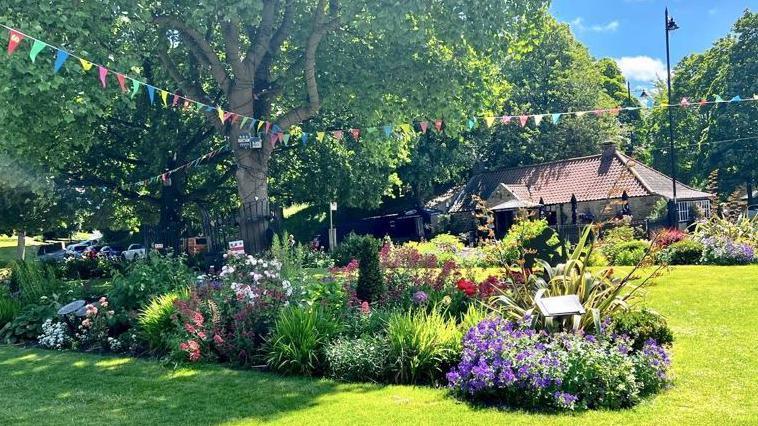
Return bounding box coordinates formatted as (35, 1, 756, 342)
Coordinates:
(1, 265, 757, 425)
(0, 235, 41, 269)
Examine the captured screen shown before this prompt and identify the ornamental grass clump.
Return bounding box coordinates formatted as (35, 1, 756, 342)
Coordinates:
(446, 317, 671, 411)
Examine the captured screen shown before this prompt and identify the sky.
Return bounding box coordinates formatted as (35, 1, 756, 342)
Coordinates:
(550, 0, 756, 92)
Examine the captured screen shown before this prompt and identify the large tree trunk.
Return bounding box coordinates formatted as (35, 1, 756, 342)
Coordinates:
(16, 229, 26, 261)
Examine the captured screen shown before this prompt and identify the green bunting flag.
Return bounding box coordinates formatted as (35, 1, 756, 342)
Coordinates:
(240, 116, 249, 129)
(466, 118, 476, 131)
(551, 113, 561, 125)
(29, 39, 45, 62)
(130, 79, 140, 98)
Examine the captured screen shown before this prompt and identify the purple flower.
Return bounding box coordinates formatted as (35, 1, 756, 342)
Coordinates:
(412, 290, 428, 305)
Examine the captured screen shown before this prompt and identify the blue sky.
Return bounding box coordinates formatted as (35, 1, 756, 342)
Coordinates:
(550, 0, 756, 91)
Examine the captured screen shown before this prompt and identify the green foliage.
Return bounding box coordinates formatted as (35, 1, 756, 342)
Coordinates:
(659, 240, 704, 265)
(331, 233, 380, 267)
(108, 253, 194, 312)
(339, 309, 391, 339)
(0, 297, 21, 328)
(8, 260, 61, 306)
(458, 303, 488, 334)
(610, 241, 650, 266)
(324, 335, 389, 383)
(355, 238, 384, 303)
(270, 232, 305, 281)
(406, 234, 464, 265)
(59, 257, 119, 280)
(610, 308, 674, 350)
(484, 219, 564, 268)
(266, 307, 337, 376)
(694, 215, 758, 247)
(491, 227, 655, 332)
(385, 308, 461, 385)
(0, 302, 56, 344)
(138, 288, 189, 352)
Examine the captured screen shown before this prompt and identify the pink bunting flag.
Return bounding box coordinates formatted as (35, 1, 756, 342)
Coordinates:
(116, 74, 127, 92)
(332, 130, 344, 141)
(680, 98, 690, 107)
(172, 93, 180, 107)
(350, 128, 361, 141)
(610, 107, 621, 115)
(231, 114, 240, 125)
(593, 110, 605, 117)
(501, 115, 512, 124)
(265, 121, 272, 134)
(222, 112, 233, 123)
(518, 115, 528, 127)
(434, 119, 443, 132)
(98, 66, 108, 88)
(420, 121, 429, 134)
(7, 30, 23, 55)
(183, 99, 191, 110)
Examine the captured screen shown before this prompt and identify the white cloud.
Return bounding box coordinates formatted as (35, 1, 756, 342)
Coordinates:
(569, 17, 620, 33)
(615, 56, 667, 82)
(708, 8, 718, 16)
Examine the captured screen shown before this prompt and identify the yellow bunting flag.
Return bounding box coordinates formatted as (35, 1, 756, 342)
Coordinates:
(217, 106, 225, 122)
(316, 132, 325, 142)
(160, 90, 169, 107)
(79, 59, 94, 71)
(484, 116, 496, 128)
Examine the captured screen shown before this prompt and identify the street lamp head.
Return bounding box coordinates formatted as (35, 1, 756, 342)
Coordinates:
(640, 89, 650, 99)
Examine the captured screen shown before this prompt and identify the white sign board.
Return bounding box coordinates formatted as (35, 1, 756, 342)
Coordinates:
(238, 132, 262, 149)
(330, 202, 338, 211)
(228, 240, 245, 254)
(536, 295, 586, 317)
(153, 243, 164, 249)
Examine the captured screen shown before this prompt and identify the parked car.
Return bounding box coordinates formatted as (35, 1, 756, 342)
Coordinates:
(37, 242, 66, 263)
(65, 245, 88, 259)
(97, 246, 123, 259)
(82, 245, 103, 259)
(122, 244, 146, 260)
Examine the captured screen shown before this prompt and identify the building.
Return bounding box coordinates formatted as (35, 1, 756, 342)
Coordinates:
(436, 143, 713, 237)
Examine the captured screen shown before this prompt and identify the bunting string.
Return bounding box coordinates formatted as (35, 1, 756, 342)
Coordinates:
(124, 145, 230, 188)
(3, 24, 758, 149)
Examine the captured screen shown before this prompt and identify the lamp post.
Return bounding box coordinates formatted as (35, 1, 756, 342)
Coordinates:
(665, 7, 680, 227)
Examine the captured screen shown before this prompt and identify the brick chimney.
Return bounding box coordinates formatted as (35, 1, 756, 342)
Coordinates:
(601, 140, 617, 154)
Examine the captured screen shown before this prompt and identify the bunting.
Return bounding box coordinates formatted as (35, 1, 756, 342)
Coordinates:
(6, 29, 23, 55)
(29, 39, 45, 62)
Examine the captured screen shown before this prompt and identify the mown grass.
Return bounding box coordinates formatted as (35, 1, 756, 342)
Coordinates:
(1, 265, 757, 425)
(0, 235, 41, 268)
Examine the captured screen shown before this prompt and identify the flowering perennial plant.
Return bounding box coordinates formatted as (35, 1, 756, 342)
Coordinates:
(699, 236, 755, 265)
(447, 317, 671, 411)
(73, 297, 114, 351)
(38, 319, 70, 349)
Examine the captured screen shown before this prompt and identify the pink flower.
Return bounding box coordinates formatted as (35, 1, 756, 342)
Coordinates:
(197, 331, 207, 340)
(188, 350, 201, 362)
(213, 334, 224, 345)
(184, 323, 196, 334)
(85, 304, 98, 317)
(98, 297, 109, 308)
(360, 301, 371, 314)
(179, 342, 189, 351)
(187, 340, 200, 351)
(81, 318, 92, 328)
(193, 312, 204, 327)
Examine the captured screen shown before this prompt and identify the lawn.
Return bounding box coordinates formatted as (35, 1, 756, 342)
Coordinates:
(0, 235, 41, 268)
(1, 265, 756, 425)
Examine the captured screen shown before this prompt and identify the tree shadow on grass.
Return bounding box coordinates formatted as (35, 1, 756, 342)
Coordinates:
(0, 346, 380, 425)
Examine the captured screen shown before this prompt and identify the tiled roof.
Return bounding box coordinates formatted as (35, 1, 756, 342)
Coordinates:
(448, 147, 712, 213)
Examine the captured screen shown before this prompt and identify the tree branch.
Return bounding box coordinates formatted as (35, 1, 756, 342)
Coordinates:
(247, 0, 280, 74)
(153, 15, 231, 95)
(221, 17, 250, 82)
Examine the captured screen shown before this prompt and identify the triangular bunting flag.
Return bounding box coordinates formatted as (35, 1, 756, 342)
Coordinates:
(172, 93, 180, 107)
(217, 106, 225, 122)
(533, 114, 544, 126)
(551, 113, 561, 125)
(575, 111, 587, 118)
(283, 134, 291, 146)
(644, 98, 654, 109)
(610, 107, 621, 115)
(484, 116, 496, 128)
(434, 119, 443, 132)
(240, 117, 249, 129)
(147, 86, 156, 104)
(680, 97, 690, 106)
(130, 79, 140, 98)
(98, 66, 108, 88)
(518, 115, 528, 127)
(116, 74, 127, 92)
(316, 131, 325, 142)
(53, 50, 69, 73)
(399, 123, 413, 135)
(7, 30, 24, 55)
(257, 120, 265, 132)
(420, 121, 429, 134)
(29, 39, 45, 62)
(466, 118, 476, 131)
(183, 99, 192, 110)
(593, 110, 605, 117)
(729, 95, 741, 102)
(194, 102, 204, 112)
(249, 119, 257, 130)
(332, 130, 344, 141)
(714, 95, 725, 103)
(698, 98, 707, 106)
(79, 59, 94, 71)
(265, 121, 272, 134)
(383, 125, 393, 137)
(501, 115, 512, 125)
(350, 128, 361, 140)
(301, 133, 309, 145)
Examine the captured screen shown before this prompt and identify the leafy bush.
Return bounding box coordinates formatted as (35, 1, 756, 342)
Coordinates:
(447, 317, 671, 411)
(270, 232, 305, 280)
(339, 307, 391, 338)
(694, 215, 758, 248)
(266, 306, 338, 376)
(138, 288, 189, 352)
(0, 297, 21, 328)
(0, 302, 57, 344)
(332, 233, 381, 267)
(325, 335, 389, 382)
(652, 228, 687, 248)
(8, 260, 61, 305)
(497, 219, 565, 268)
(603, 240, 650, 266)
(356, 237, 384, 303)
(407, 234, 464, 265)
(385, 308, 461, 385)
(108, 253, 195, 312)
(59, 257, 120, 280)
(658, 240, 703, 265)
(699, 236, 755, 265)
(610, 308, 674, 350)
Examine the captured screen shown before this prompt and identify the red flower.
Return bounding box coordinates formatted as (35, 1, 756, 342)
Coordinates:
(456, 278, 477, 297)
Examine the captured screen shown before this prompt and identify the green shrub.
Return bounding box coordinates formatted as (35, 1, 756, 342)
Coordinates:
(138, 288, 189, 352)
(603, 240, 650, 266)
(0, 297, 20, 328)
(585, 249, 608, 267)
(340, 308, 391, 338)
(659, 239, 703, 265)
(356, 237, 384, 303)
(108, 253, 194, 312)
(385, 308, 461, 385)
(325, 335, 389, 382)
(458, 303, 488, 334)
(332, 233, 380, 267)
(267, 306, 338, 376)
(270, 232, 305, 280)
(0, 303, 57, 344)
(610, 308, 674, 350)
(8, 260, 61, 306)
(486, 219, 564, 268)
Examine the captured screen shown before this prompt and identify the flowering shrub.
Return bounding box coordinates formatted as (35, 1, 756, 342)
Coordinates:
(72, 297, 115, 351)
(699, 236, 755, 265)
(652, 228, 688, 248)
(447, 317, 671, 411)
(38, 319, 70, 349)
(325, 335, 389, 382)
(657, 239, 704, 265)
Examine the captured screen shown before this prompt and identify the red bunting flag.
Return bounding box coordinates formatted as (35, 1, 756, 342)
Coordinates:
(7, 30, 23, 55)
(223, 112, 233, 123)
(434, 119, 443, 132)
(332, 130, 344, 141)
(698, 98, 707, 106)
(420, 121, 429, 134)
(610, 107, 621, 115)
(172, 93, 180, 107)
(350, 128, 361, 141)
(98, 66, 108, 88)
(231, 114, 240, 125)
(116, 73, 127, 92)
(501, 115, 512, 124)
(518, 115, 528, 127)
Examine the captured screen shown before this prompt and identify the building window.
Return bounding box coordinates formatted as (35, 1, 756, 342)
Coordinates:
(677, 200, 711, 222)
